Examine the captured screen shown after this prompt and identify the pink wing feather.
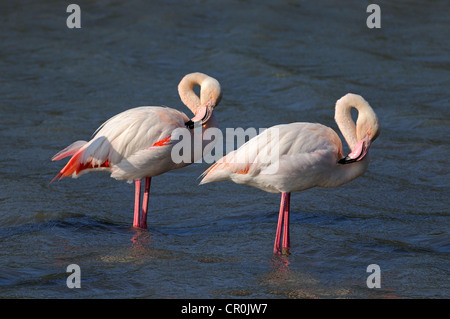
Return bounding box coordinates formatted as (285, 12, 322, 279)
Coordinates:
(52, 106, 189, 182)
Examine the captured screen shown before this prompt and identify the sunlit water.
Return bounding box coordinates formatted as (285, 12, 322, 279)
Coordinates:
(0, 0, 448, 298)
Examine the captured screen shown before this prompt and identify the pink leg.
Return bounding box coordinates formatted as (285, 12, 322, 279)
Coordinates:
(282, 192, 291, 253)
(140, 177, 151, 229)
(274, 192, 287, 254)
(133, 180, 141, 228)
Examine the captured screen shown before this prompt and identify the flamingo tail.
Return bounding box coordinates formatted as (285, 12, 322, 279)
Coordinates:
(51, 140, 88, 161)
(51, 141, 110, 183)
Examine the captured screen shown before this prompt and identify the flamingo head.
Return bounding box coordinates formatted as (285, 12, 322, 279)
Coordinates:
(187, 78, 222, 129)
(338, 105, 380, 164)
(338, 134, 371, 164)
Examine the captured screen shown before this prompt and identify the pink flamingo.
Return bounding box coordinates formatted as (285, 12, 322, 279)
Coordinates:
(52, 72, 222, 229)
(200, 93, 380, 254)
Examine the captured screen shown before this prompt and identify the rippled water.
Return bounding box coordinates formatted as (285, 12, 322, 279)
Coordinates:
(0, 0, 448, 298)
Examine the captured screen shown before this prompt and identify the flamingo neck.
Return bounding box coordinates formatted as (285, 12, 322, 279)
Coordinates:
(334, 93, 372, 152)
(178, 72, 219, 115)
(322, 154, 370, 188)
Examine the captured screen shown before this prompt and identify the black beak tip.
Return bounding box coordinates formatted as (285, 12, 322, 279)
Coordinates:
(185, 120, 194, 129)
(338, 156, 356, 164)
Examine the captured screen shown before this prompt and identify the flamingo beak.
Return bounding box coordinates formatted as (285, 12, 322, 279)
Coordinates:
(185, 97, 216, 129)
(188, 105, 214, 126)
(338, 134, 371, 164)
(201, 105, 214, 124)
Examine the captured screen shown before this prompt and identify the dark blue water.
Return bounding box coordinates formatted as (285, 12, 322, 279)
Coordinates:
(0, 0, 448, 298)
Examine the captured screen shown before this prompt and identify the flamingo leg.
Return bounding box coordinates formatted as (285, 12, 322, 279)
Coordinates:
(140, 177, 152, 229)
(133, 179, 141, 228)
(274, 192, 287, 254)
(282, 192, 291, 254)
(274, 192, 291, 254)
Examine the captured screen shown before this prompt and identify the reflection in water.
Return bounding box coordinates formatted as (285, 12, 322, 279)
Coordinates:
(129, 228, 177, 261)
(260, 255, 322, 299)
(269, 254, 291, 278)
(129, 228, 154, 261)
(131, 228, 153, 248)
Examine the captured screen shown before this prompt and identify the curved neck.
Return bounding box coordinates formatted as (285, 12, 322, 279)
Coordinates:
(334, 93, 371, 151)
(178, 73, 220, 115)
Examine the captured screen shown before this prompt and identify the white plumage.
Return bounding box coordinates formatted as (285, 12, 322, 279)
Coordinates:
(201, 93, 380, 254)
(52, 73, 222, 229)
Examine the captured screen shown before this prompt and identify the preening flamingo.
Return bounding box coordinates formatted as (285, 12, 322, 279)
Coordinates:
(52, 72, 222, 229)
(200, 93, 380, 254)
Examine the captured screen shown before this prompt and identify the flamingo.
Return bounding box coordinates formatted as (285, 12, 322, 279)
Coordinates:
(200, 93, 380, 254)
(52, 72, 222, 229)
